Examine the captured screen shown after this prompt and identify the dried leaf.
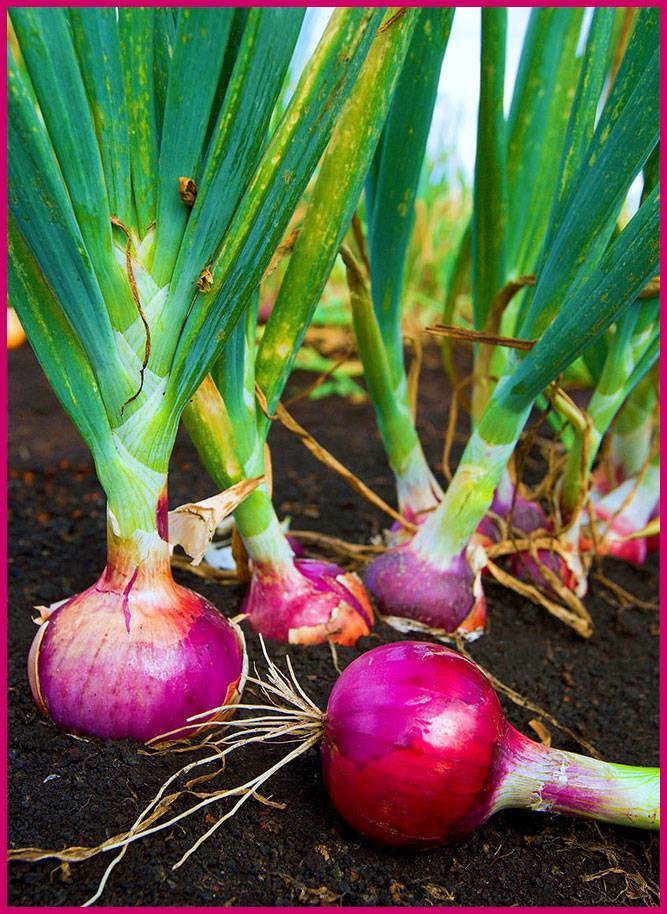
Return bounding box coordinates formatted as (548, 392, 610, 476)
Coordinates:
(426, 323, 537, 350)
(178, 176, 197, 206)
(169, 477, 263, 565)
(528, 719, 552, 747)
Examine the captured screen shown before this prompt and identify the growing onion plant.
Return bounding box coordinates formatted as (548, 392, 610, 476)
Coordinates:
(359, 8, 659, 638)
(555, 296, 659, 581)
(352, 8, 454, 524)
(8, 6, 388, 739)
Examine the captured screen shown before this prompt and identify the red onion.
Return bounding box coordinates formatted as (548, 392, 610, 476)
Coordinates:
(321, 642, 659, 846)
(28, 492, 246, 741)
(243, 557, 373, 645)
(480, 484, 579, 594)
(476, 484, 549, 547)
(15, 640, 657, 896)
(364, 543, 486, 638)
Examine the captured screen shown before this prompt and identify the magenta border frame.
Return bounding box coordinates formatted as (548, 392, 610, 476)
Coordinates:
(1, 1, 662, 911)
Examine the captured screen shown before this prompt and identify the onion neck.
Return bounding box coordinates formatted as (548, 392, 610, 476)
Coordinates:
(394, 441, 443, 517)
(412, 415, 527, 566)
(103, 470, 171, 588)
(234, 487, 296, 575)
(612, 378, 656, 479)
(494, 728, 660, 830)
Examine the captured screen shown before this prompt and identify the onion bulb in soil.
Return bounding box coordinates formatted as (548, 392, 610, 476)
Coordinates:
(28, 490, 247, 742)
(364, 541, 487, 640)
(243, 557, 373, 646)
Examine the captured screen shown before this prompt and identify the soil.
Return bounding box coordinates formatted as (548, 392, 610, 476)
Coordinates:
(7, 342, 659, 907)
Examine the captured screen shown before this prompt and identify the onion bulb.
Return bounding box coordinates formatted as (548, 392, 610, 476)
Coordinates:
(321, 641, 659, 846)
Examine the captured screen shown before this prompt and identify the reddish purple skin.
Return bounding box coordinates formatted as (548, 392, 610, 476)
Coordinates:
(321, 641, 506, 847)
(156, 489, 170, 542)
(483, 491, 577, 592)
(478, 490, 547, 545)
(286, 535, 307, 558)
(31, 573, 244, 742)
(508, 548, 576, 593)
(495, 492, 546, 535)
(593, 510, 648, 566)
(647, 501, 659, 554)
(364, 546, 478, 633)
(243, 558, 372, 645)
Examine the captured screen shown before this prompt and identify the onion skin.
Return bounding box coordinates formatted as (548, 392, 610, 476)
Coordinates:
(475, 481, 549, 549)
(646, 502, 659, 555)
(585, 473, 659, 565)
(243, 558, 373, 646)
(28, 492, 246, 742)
(485, 494, 579, 594)
(364, 546, 486, 638)
(322, 642, 659, 847)
(508, 548, 578, 593)
(588, 506, 648, 566)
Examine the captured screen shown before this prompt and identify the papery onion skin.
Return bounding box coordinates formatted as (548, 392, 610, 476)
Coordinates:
(364, 546, 486, 638)
(321, 642, 660, 848)
(243, 558, 373, 646)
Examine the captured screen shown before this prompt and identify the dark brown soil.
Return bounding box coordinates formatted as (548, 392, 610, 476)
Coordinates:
(7, 343, 659, 907)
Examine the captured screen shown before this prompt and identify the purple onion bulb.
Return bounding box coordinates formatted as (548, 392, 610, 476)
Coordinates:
(28, 492, 246, 741)
(243, 558, 373, 645)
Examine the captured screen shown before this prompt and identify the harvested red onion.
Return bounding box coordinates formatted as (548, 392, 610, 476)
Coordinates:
(321, 642, 659, 846)
(28, 492, 246, 741)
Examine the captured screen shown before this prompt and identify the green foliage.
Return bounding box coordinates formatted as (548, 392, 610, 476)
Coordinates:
(8, 6, 385, 493)
(365, 8, 454, 378)
(472, 9, 507, 332)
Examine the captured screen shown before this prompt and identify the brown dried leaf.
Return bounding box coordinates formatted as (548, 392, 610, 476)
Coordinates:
(426, 323, 537, 350)
(528, 719, 552, 747)
(196, 265, 214, 293)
